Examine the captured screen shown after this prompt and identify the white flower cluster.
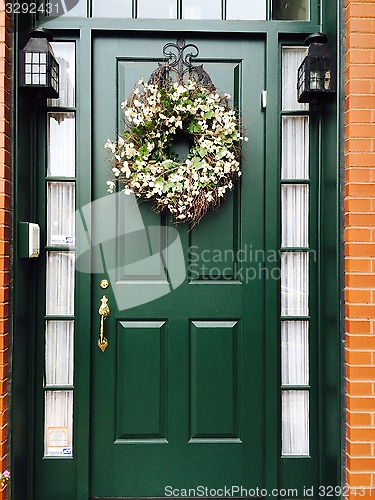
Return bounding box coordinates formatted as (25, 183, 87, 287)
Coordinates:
(105, 78, 248, 226)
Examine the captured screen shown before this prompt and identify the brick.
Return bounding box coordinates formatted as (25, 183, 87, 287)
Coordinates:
(348, 33, 375, 49)
(347, 411, 373, 427)
(347, 381, 374, 395)
(347, 442, 373, 456)
(346, 109, 374, 124)
(0, 335, 9, 352)
(348, 153, 375, 167)
(346, 138, 374, 153)
(347, 335, 375, 349)
(345, 228, 372, 242)
(346, 214, 375, 226)
(346, 350, 373, 364)
(346, 288, 372, 303)
(347, 366, 375, 380)
(347, 396, 375, 411)
(345, 198, 372, 212)
(347, 3, 375, 19)
(346, 259, 372, 273)
(347, 18, 375, 33)
(346, 170, 373, 183)
(347, 95, 375, 109)
(345, 244, 375, 258)
(347, 304, 375, 318)
(347, 457, 375, 472)
(346, 78, 373, 94)
(347, 274, 375, 288)
(346, 49, 374, 65)
(346, 319, 372, 333)
(346, 335, 375, 350)
(348, 64, 375, 80)
(345, 471, 372, 487)
(347, 427, 375, 442)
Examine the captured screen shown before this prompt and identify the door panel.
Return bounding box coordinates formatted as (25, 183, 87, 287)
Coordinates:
(91, 35, 265, 498)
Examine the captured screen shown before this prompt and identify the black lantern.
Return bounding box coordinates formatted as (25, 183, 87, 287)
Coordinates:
(19, 28, 59, 99)
(297, 32, 336, 104)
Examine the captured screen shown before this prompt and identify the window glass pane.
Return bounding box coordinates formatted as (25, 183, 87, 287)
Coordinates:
(282, 47, 308, 111)
(281, 116, 309, 180)
(282, 390, 309, 455)
(272, 0, 309, 20)
(226, 0, 266, 20)
(92, 0, 132, 17)
(45, 321, 74, 386)
(49, 42, 75, 108)
(281, 321, 309, 386)
(138, 0, 176, 18)
(46, 252, 75, 315)
(46, 0, 86, 17)
(47, 182, 75, 247)
(183, 0, 221, 19)
(281, 184, 309, 247)
(44, 391, 73, 457)
(281, 252, 309, 316)
(47, 112, 75, 177)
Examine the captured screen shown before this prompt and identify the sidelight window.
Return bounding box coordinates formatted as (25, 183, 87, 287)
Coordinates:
(43, 42, 76, 458)
(280, 46, 310, 457)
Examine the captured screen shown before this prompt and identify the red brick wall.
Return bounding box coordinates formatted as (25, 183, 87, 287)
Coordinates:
(345, 0, 375, 497)
(0, 4, 10, 499)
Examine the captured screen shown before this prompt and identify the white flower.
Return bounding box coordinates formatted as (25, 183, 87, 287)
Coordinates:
(106, 180, 116, 193)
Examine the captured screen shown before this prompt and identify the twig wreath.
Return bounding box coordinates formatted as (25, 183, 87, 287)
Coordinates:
(105, 39, 247, 227)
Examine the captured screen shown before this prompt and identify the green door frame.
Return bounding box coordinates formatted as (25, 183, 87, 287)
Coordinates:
(12, 3, 342, 498)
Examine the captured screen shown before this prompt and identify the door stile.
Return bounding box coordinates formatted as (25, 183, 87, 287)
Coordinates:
(76, 27, 93, 500)
(264, 29, 280, 494)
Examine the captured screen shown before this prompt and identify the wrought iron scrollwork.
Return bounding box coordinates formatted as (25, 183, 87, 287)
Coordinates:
(148, 39, 215, 91)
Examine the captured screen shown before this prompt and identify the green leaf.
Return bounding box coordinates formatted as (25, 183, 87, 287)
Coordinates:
(197, 147, 208, 158)
(138, 145, 149, 157)
(187, 121, 202, 133)
(203, 109, 214, 119)
(217, 147, 228, 158)
(191, 156, 202, 169)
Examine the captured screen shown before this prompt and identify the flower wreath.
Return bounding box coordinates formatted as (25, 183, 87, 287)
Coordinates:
(105, 74, 247, 227)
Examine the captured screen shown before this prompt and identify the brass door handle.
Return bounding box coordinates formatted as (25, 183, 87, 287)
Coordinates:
(98, 295, 110, 352)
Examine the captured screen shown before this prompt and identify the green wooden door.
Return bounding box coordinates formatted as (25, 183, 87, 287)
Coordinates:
(89, 34, 265, 498)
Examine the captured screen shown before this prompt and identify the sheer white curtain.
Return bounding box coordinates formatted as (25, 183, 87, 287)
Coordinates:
(46, 252, 75, 315)
(281, 184, 309, 247)
(47, 182, 75, 246)
(281, 116, 309, 180)
(281, 252, 309, 316)
(282, 391, 309, 455)
(281, 321, 309, 386)
(44, 391, 73, 456)
(45, 321, 74, 386)
(47, 112, 76, 177)
(282, 47, 308, 111)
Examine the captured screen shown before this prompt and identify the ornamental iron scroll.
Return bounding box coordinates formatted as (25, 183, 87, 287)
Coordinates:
(148, 39, 216, 91)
